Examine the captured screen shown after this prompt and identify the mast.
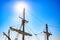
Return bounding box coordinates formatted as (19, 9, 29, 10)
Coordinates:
(22, 8, 25, 40)
(44, 24, 52, 40)
(10, 8, 32, 40)
(8, 29, 10, 38)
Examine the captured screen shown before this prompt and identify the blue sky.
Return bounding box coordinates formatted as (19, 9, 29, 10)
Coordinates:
(0, 0, 60, 40)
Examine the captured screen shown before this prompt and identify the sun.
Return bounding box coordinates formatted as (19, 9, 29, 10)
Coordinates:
(13, 2, 29, 15)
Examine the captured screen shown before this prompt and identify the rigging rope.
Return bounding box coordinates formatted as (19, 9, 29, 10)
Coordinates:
(28, 11, 60, 28)
(25, 25, 40, 40)
(12, 10, 59, 40)
(14, 24, 22, 40)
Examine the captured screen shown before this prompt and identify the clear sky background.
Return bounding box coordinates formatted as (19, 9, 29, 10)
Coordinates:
(0, 0, 60, 40)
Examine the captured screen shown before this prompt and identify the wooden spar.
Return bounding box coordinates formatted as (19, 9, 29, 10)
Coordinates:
(3, 32, 11, 40)
(10, 27, 32, 36)
(19, 16, 28, 23)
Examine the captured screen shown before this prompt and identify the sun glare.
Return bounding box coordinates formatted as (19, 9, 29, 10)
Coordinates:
(14, 2, 29, 15)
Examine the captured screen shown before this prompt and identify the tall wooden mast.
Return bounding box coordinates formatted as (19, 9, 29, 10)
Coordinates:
(10, 8, 32, 40)
(22, 8, 25, 40)
(44, 24, 52, 40)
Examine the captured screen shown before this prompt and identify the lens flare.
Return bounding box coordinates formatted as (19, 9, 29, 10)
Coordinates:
(13, 2, 29, 15)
